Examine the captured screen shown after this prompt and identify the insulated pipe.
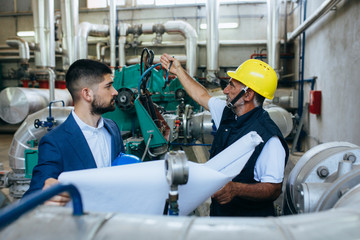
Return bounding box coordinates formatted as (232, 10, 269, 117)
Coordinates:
(109, 0, 116, 69)
(6, 37, 30, 62)
(96, 42, 106, 61)
(60, 0, 79, 69)
(206, 0, 219, 76)
(267, 0, 280, 70)
(117, 23, 129, 67)
(164, 21, 198, 77)
(78, 22, 110, 59)
(198, 40, 268, 46)
(32, 0, 55, 68)
(287, 0, 342, 42)
(1, 201, 360, 239)
(7, 106, 72, 173)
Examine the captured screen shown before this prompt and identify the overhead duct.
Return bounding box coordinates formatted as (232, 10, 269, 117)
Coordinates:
(206, 0, 219, 82)
(6, 37, 30, 63)
(60, 0, 79, 69)
(78, 22, 110, 59)
(32, 0, 55, 68)
(267, 0, 280, 70)
(287, 0, 343, 42)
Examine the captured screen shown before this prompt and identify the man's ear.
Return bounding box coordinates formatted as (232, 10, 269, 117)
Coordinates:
(244, 89, 255, 102)
(80, 87, 93, 102)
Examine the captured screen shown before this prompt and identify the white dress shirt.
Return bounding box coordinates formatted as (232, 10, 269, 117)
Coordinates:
(72, 111, 112, 168)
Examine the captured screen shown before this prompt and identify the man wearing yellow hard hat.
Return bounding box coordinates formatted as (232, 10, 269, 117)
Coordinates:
(160, 54, 289, 217)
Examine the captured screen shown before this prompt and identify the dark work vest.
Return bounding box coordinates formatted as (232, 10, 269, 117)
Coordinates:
(209, 106, 289, 217)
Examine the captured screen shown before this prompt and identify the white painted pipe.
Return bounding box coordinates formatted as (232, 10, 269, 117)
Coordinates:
(78, 22, 109, 59)
(164, 21, 198, 77)
(109, 0, 116, 69)
(60, 0, 79, 69)
(32, 0, 55, 68)
(206, 0, 219, 73)
(6, 37, 30, 62)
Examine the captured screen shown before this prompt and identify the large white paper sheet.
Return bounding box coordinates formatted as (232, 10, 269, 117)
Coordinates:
(59, 131, 263, 215)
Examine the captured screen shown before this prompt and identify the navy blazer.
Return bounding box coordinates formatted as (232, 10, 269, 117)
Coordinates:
(23, 113, 125, 197)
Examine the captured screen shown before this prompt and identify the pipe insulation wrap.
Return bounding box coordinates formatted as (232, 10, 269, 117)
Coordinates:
(0, 87, 72, 124)
(8, 107, 73, 173)
(0, 203, 360, 239)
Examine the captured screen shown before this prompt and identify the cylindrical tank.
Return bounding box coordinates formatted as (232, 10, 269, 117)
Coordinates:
(263, 104, 293, 138)
(0, 87, 73, 124)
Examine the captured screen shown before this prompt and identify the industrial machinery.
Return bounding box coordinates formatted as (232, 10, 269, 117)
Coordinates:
(284, 141, 360, 214)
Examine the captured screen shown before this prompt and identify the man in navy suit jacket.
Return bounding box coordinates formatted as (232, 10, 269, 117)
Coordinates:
(23, 59, 125, 205)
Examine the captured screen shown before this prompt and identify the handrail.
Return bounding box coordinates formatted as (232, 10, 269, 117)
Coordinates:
(0, 184, 83, 229)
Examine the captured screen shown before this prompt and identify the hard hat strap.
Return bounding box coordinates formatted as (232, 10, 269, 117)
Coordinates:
(226, 86, 248, 109)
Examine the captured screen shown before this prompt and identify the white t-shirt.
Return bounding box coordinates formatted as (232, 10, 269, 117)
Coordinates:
(72, 111, 112, 168)
(208, 97, 285, 183)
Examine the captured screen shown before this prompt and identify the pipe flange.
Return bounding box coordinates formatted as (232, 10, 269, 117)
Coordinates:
(164, 151, 189, 186)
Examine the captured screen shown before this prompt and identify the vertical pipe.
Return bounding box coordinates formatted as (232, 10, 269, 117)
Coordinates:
(267, 0, 280, 70)
(298, 0, 307, 118)
(206, 0, 219, 80)
(60, 0, 79, 69)
(117, 23, 128, 67)
(32, 0, 55, 68)
(109, 0, 117, 69)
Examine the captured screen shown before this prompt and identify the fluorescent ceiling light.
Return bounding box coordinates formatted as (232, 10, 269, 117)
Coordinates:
(17, 31, 35, 37)
(200, 22, 238, 30)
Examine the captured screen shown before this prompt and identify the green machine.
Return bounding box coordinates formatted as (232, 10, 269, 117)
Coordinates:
(103, 49, 200, 160)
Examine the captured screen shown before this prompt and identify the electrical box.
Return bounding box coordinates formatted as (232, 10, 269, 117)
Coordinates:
(309, 90, 321, 115)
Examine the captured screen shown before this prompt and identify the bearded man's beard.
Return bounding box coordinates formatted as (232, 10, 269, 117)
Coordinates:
(91, 95, 116, 115)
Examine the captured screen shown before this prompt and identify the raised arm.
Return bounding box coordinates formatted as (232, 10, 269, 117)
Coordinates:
(160, 53, 211, 110)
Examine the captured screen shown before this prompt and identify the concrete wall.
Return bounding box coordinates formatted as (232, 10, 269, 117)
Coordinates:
(288, 0, 360, 149)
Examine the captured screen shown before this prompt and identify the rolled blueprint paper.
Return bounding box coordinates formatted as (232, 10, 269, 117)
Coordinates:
(204, 131, 263, 178)
(59, 131, 262, 215)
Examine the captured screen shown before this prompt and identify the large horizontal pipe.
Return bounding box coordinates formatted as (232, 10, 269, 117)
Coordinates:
(287, 0, 343, 42)
(1, 200, 360, 239)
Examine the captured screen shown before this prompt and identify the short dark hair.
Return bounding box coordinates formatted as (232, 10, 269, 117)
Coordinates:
(254, 92, 265, 106)
(66, 59, 112, 102)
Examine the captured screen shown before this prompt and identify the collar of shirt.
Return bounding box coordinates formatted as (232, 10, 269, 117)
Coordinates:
(72, 110, 105, 133)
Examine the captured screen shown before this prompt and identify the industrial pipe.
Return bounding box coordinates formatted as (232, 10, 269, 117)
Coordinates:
(32, 0, 55, 68)
(117, 23, 129, 67)
(6, 37, 30, 62)
(164, 21, 198, 77)
(287, 0, 343, 42)
(0, 198, 360, 239)
(60, 0, 79, 69)
(7, 106, 73, 173)
(267, 0, 280, 70)
(96, 42, 107, 61)
(206, 0, 219, 81)
(78, 22, 110, 59)
(0, 87, 72, 124)
(109, 0, 116, 69)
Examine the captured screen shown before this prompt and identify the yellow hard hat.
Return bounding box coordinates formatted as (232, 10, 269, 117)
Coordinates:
(227, 59, 278, 100)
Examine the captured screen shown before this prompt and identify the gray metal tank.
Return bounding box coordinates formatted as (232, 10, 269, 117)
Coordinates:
(0, 87, 73, 124)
